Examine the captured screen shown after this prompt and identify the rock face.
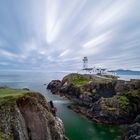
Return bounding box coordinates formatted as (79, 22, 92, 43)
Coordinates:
(122, 123, 140, 140)
(115, 79, 140, 94)
(91, 96, 134, 124)
(0, 88, 66, 140)
(47, 80, 62, 94)
(47, 73, 140, 139)
(47, 73, 140, 124)
(47, 73, 117, 104)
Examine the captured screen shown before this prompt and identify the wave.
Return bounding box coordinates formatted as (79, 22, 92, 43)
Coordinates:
(53, 100, 71, 104)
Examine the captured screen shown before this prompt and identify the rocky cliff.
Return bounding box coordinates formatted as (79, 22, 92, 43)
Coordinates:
(47, 73, 140, 124)
(0, 87, 67, 140)
(47, 73, 117, 103)
(47, 73, 140, 140)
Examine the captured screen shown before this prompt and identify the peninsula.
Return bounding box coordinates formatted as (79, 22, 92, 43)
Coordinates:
(47, 73, 140, 139)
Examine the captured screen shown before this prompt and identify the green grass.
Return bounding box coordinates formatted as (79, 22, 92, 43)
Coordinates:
(117, 96, 129, 110)
(64, 73, 91, 86)
(0, 88, 30, 104)
(71, 78, 90, 85)
(124, 90, 139, 98)
(0, 88, 29, 97)
(0, 88, 31, 140)
(63, 73, 113, 86)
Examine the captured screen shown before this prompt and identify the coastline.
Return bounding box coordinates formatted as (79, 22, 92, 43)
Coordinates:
(47, 73, 140, 139)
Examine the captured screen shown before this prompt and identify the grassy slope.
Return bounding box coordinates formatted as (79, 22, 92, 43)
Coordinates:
(0, 88, 30, 97)
(64, 73, 111, 86)
(71, 78, 90, 85)
(62, 73, 113, 96)
(0, 88, 31, 105)
(63, 73, 91, 86)
(0, 88, 34, 139)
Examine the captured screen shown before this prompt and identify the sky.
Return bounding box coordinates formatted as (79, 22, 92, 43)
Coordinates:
(0, 0, 140, 71)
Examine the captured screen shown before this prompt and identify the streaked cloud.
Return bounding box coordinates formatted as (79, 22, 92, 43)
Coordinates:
(83, 31, 111, 48)
(59, 49, 70, 57)
(0, 0, 140, 71)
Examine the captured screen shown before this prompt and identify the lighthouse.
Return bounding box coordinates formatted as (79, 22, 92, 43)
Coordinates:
(83, 56, 88, 69)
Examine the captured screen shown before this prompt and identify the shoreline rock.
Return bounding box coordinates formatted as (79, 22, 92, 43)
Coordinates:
(47, 73, 140, 123)
(47, 73, 140, 139)
(122, 123, 140, 140)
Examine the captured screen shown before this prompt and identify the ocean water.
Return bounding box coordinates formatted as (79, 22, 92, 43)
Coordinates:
(1, 71, 138, 140)
(118, 74, 140, 81)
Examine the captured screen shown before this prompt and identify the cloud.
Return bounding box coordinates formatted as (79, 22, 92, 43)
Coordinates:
(0, 0, 140, 71)
(0, 49, 17, 58)
(94, 0, 132, 26)
(59, 49, 70, 57)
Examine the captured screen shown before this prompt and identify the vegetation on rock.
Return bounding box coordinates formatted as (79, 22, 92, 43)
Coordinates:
(116, 96, 129, 110)
(47, 73, 140, 139)
(0, 87, 66, 140)
(62, 73, 91, 86)
(48, 73, 140, 125)
(123, 90, 139, 98)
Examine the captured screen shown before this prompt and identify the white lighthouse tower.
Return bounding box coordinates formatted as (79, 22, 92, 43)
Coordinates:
(83, 56, 88, 69)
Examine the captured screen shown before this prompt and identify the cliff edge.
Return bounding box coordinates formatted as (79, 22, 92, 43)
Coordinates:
(0, 87, 67, 140)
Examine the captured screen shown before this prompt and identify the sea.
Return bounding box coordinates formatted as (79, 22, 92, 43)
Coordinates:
(0, 70, 140, 140)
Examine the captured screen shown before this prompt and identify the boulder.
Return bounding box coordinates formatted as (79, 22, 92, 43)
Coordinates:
(47, 80, 62, 94)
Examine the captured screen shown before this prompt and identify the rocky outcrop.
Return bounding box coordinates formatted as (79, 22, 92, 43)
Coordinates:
(47, 80, 62, 94)
(47, 74, 117, 105)
(48, 75, 139, 104)
(122, 114, 140, 140)
(90, 95, 134, 124)
(90, 87, 140, 124)
(0, 88, 67, 140)
(115, 79, 140, 94)
(47, 73, 140, 139)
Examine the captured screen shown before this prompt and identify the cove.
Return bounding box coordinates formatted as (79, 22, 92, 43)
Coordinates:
(41, 88, 123, 140)
(0, 71, 123, 140)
